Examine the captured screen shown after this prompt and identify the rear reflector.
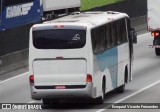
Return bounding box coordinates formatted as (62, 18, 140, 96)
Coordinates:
(86, 74, 92, 82)
(29, 75, 34, 83)
(151, 32, 159, 37)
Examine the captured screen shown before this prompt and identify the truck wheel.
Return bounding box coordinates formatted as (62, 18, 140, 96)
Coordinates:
(95, 79, 105, 104)
(155, 48, 160, 56)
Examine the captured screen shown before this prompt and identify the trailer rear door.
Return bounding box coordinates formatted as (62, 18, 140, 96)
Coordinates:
(148, 0, 160, 30)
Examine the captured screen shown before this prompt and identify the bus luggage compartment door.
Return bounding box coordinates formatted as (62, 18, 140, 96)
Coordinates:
(33, 59, 87, 86)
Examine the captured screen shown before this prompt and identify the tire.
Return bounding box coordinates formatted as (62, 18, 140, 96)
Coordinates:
(155, 48, 160, 56)
(95, 80, 105, 104)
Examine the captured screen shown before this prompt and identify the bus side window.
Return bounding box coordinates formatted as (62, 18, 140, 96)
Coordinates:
(118, 18, 127, 44)
(99, 25, 106, 51)
(111, 22, 115, 47)
(91, 18, 128, 53)
(111, 21, 119, 47)
(91, 28, 100, 53)
(91, 25, 106, 54)
(117, 20, 121, 45)
(122, 18, 128, 43)
(91, 29, 96, 53)
(106, 23, 112, 49)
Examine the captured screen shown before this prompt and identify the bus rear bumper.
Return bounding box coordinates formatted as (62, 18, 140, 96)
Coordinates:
(30, 83, 94, 100)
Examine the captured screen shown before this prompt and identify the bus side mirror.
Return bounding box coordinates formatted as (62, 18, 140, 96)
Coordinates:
(130, 28, 137, 44)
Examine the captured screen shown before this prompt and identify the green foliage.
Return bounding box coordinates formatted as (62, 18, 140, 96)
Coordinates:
(80, 0, 125, 11)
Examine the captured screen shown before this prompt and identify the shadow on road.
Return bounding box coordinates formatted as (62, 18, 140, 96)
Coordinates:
(41, 91, 123, 109)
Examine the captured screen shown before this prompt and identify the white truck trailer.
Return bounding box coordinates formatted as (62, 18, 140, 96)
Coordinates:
(42, 0, 81, 20)
(147, 0, 160, 56)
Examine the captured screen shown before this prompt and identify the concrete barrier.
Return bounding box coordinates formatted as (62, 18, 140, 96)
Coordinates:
(131, 15, 147, 32)
(0, 49, 28, 75)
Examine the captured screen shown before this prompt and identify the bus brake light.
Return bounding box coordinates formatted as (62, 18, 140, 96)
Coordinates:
(86, 74, 92, 82)
(29, 75, 34, 84)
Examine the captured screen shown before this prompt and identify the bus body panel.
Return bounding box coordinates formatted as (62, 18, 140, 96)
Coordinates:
(93, 48, 118, 96)
(33, 59, 87, 86)
(117, 43, 130, 87)
(92, 45, 129, 97)
(29, 25, 95, 99)
(96, 47, 118, 88)
(29, 12, 133, 100)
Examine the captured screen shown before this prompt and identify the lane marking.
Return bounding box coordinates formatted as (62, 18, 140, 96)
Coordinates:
(96, 79, 160, 112)
(0, 72, 29, 84)
(137, 32, 150, 41)
(138, 32, 150, 37)
(114, 80, 160, 103)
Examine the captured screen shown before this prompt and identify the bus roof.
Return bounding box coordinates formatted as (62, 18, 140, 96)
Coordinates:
(35, 11, 129, 28)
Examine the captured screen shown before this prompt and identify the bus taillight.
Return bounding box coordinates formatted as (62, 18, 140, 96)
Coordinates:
(86, 74, 92, 82)
(29, 75, 34, 84)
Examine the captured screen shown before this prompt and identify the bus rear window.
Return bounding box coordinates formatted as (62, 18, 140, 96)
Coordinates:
(33, 29, 86, 49)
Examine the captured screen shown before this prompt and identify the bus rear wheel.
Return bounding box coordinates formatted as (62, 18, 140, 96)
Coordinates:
(95, 79, 105, 104)
(155, 48, 160, 56)
(116, 67, 128, 93)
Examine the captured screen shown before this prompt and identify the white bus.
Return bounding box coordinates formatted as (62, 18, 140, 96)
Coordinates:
(29, 11, 137, 104)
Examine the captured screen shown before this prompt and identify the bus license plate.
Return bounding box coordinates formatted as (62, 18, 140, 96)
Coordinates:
(55, 85, 66, 89)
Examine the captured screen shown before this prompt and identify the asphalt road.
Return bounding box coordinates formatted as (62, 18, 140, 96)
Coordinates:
(0, 32, 160, 112)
